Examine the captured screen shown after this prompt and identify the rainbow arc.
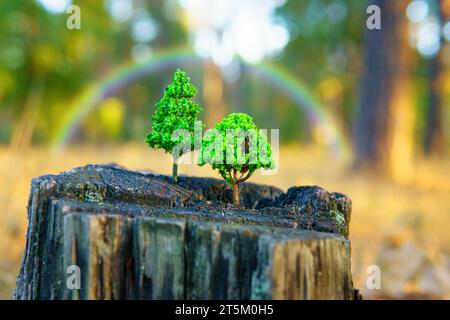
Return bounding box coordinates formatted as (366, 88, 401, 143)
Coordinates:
(51, 47, 349, 158)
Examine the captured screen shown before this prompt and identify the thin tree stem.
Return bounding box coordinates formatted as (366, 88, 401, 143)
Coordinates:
(172, 159, 178, 182)
(238, 172, 252, 184)
(232, 183, 240, 208)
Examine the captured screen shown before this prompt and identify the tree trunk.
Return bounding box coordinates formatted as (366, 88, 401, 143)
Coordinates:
(203, 59, 226, 128)
(353, 0, 414, 180)
(424, 0, 446, 156)
(14, 164, 359, 300)
(232, 183, 240, 208)
(172, 159, 178, 182)
(424, 55, 445, 155)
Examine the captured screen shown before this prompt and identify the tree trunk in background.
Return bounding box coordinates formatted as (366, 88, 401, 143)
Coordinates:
(203, 59, 226, 128)
(424, 0, 446, 156)
(424, 52, 445, 155)
(353, 0, 414, 181)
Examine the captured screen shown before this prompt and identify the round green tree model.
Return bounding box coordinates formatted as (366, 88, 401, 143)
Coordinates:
(145, 69, 203, 182)
(199, 113, 274, 207)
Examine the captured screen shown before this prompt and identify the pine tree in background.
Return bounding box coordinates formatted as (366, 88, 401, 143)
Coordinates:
(146, 69, 203, 182)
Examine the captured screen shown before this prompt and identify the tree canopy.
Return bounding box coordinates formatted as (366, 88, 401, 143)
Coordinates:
(145, 69, 202, 156)
(199, 113, 273, 206)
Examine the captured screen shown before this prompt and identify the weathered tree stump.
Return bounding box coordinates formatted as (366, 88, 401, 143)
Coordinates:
(14, 164, 360, 300)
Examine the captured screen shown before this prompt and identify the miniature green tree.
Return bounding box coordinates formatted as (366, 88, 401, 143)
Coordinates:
(145, 69, 202, 182)
(199, 113, 273, 208)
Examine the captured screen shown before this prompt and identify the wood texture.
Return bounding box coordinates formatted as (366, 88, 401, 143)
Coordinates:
(14, 164, 359, 300)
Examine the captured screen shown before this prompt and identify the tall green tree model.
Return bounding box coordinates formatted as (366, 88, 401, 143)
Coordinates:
(199, 113, 273, 208)
(145, 69, 202, 182)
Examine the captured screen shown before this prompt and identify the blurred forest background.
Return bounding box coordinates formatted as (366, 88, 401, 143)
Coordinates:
(0, 0, 449, 299)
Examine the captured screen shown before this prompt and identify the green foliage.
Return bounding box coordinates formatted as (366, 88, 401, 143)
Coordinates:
(145, 69, 203, 157)
(199, 113, 273, 185)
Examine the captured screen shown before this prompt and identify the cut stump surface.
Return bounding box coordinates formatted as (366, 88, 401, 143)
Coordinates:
(14, 164, 359, 300)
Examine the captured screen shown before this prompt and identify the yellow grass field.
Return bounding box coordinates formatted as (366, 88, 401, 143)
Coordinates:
(0, 143, 449, 299)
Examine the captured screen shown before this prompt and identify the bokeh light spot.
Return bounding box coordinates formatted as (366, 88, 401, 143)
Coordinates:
(406, 0, 429, 23)
(38, 0, 72, 14)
